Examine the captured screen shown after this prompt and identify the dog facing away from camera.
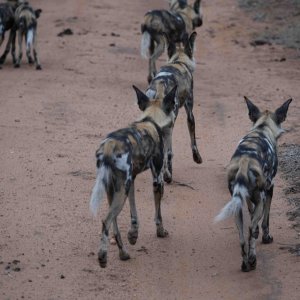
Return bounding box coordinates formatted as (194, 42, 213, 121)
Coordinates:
(0, 0, 20, 67)
(14, 1, 42, 69)
(89, 86, 177, 268)
(146, 31, 202, 183)
(141, 0, 203, 83)
(215, 97, 292, 272)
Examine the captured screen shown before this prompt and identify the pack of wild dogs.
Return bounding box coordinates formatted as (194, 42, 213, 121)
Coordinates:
(0, 0, 41, 69)
(87, 0, 293, 272)
(2, 1, 292, 272)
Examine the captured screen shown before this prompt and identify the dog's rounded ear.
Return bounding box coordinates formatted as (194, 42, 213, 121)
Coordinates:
(275, 98, 292, 124)
(244, 96, 261, 123)
(178, 0, 188, 9)
(132, 85, 150, 111)
(189, 31, 197, 50)
(35, 9, 42, 19)
(194, 0, 201, 13)
(163, 86, 177, 114)
(184, 32, 197, 58)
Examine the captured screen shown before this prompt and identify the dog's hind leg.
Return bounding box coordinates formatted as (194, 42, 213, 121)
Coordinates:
(112, 218, 131, 261)
(148, 35, 164, 83)
(184, 94, 203, 164)
(25, 32, 34, 64)
(98, 185, 127, 268)
(163, 127, 173, 183)
(32, 30, 41, 70)
(14, 30, 23, 68)
(0, 30, 14, 65)
(151, 164, 168, 238)
(248, 193, 264, 270)
(235, 208, 249, 272)
(127, 181, 139, 245)
(262, 185, 274, 244)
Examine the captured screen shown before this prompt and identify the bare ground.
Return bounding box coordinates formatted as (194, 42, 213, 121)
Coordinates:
(0, 0, 299, 299)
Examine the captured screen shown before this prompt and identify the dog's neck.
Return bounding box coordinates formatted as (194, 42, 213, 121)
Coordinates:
(252, 117, 284, 142)
(169, 54, 195, 74)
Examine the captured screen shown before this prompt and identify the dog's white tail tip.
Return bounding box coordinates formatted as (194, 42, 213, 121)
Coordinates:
(140, 31, 151, 59)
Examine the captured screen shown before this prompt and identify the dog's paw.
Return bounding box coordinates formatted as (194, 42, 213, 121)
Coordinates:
(262, 234, 273, 244)
(127, 229, 138, 245)
(248, 255, 257, 270)
(36, 65, 42, 70)
(157, 226, 169, 238)
(14, 63, 20, 68)
(193, 151, 203, 164)
(241, 261, 251, 272)
(98, 250, 107, 268)
(163, 172, 172, 184)
(119, 249, 131, 261)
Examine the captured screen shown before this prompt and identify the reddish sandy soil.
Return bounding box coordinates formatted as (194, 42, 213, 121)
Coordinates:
(1, 0, 299, 299)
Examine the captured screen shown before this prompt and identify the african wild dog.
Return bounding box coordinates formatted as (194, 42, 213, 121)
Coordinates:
(215, 97, 292, 272)
(90, 86, 177, 268)
(14, 1, 42, 69)
(0, 0, 20, 67)
(141, 0, 203, 83)
(146, 31, 202, 183)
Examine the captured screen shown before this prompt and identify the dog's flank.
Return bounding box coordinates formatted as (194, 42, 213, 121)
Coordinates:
(215, 97, 292, 272)
(0, 0, 20, 66)
(14, 1, 42, 69)
(90, 86, 177, 268)
(146, 32, 202, 183)
(141, 0, 203, 83)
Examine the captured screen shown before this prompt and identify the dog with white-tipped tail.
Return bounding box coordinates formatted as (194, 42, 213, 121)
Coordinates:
(90, 85, 177, 268)
(215, 97, 292, 272)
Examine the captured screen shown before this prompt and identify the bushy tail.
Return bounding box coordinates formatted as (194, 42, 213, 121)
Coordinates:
(140, 30, 151, 59)
(214, 184, 249, 222)
(26, 28, 34, 49)
(89, 165, 111, 217)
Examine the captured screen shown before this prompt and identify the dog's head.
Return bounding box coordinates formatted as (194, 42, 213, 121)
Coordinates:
(244, 96, 292, 138)
(170, 0, 203, 29)
(132, 85, 177, 129)
(166, 31, 197, 70)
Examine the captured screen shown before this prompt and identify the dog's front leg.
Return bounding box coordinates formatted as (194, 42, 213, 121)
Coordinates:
(127, 181, 139, 245)
(184, 94, 203, 164)
(262, 185, 274, 244)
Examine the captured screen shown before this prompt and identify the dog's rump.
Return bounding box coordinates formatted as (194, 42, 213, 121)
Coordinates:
(96, 119, 163, 178)
(142, 10, 185, 42)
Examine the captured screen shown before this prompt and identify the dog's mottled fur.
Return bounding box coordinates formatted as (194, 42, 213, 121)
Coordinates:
(90, 86, 177, 268)
(141, 0, 203, 83)
(14, 1, 42, 69)
(0, 0, 19, 66)
(146, 31, 202, 183)
(215, 97, 292, 272)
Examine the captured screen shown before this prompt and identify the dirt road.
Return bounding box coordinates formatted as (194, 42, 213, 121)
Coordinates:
(1, 0, 299, 299)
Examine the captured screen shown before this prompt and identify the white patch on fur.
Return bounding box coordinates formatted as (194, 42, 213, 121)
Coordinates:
(26, 28, 33, 49)
(155, 71, 173, 78)
(141, 31, 151, 59)
(214, 184, 249, 222)
(146, 89, 156, 99)
(89, 165, 108, 217)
